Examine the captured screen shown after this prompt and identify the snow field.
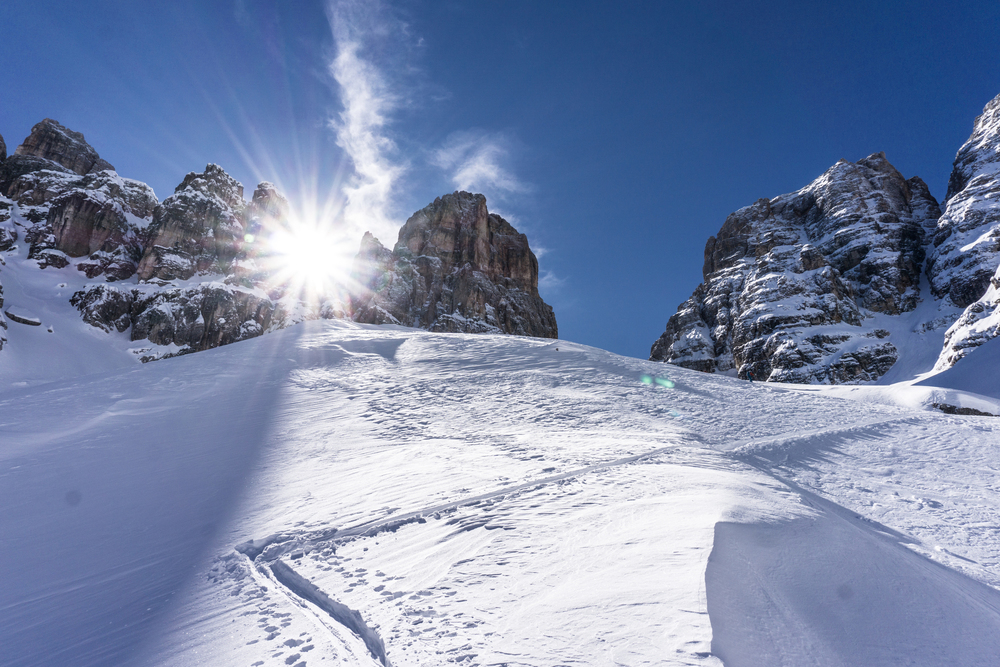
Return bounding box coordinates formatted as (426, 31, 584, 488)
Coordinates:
(3, 320, 1000, 666)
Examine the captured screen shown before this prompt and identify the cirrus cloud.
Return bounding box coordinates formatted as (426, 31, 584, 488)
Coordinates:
(431, 130, 529, 198)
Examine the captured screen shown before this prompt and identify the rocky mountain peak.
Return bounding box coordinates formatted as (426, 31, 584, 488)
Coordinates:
(395, 191, 540, 293)
(136, 164, 248, 281)
(351, 191, 557, 338)
(13, 118, 114, 176)
(927, 92, 1000, 308)
(651, 152, 940, 383)
(928, 92, 1000, 368)
(174, 163, 245, 207)
(246, 182, 289, 237)
(945, 93, 1000, 202)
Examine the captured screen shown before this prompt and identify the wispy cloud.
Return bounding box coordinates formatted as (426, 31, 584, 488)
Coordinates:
(327, 0, 407, 246)
(539, 269, 566, 296)
(432, 130, 529, 198)
(325, 2, 535, 251)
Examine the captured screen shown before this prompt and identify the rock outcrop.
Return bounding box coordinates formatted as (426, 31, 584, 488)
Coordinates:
(0, 132, 6, 162)
(0, 122, 156, 279)
(14, 119, 114, 176)
(930, 92, 1000, 368)
(650, 153, 940, 383)
(70, 282, 279, 360)
(350, 192, 558, 338)
(136, 164, 247, 281)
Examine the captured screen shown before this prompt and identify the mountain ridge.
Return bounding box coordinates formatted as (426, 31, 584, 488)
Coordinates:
(651, 91, 1000, 385)
(0, 120, 556, 366)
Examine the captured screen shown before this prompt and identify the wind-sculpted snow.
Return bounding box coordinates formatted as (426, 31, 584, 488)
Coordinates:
(651, 153, 940, 383)
(3, 320, 999, 666)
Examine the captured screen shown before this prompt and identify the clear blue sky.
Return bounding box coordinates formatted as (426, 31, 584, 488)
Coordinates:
(2, 0, 999, 358)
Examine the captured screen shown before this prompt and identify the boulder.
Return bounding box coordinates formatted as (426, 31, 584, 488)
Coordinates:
(14, 119, 114, 176)
(350, 191, 558, 338)
(650, 153, 940, 383)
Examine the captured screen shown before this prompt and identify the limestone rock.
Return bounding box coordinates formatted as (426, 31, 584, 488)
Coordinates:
(229, 182, 291, 284)
(350, 192, 557, 338)
(650, 153, 939, 383)
(0, 120, 157, 281)
(71, 282, 278, 358)
(0, 132, 6, 161)
(16, 170, 156, 280)
(0, 155, 75, 201)
(927, 92, 1000, 308)
(14, 119, 114, 176)
(934, 265, 1000, 370)
(927, 93, 1000, 369)
(0, 197, 15, 251)
(136, 164, 246, 281)
(129, 284, 274, 352)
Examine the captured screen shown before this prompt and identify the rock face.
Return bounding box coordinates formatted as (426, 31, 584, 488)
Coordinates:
(14, 119, 114, 176)
(1, 122, 156, 279)
(350, 192, 558, 338)
(652, 92, 1000, 384)
(136, 164, 247, 281)
(650, 153, 940, 383)
(69, 167, 318, 360)
(0, 132, 6, 161)
(930, 92, 1000, 368)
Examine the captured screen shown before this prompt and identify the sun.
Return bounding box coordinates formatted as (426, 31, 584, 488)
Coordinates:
(261, 213, 355, 301)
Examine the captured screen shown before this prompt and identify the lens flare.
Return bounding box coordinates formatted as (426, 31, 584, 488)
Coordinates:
(640, 373, 675, 388)
(250, 202, 362, 311)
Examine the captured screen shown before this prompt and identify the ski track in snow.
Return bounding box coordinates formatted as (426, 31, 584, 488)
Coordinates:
(2, 320, 1000, 666)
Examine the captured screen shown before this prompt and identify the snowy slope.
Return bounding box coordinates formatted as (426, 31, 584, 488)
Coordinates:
(3, 320, 1000, 667)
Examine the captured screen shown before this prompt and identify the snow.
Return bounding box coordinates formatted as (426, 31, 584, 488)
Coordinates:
(0, 235, 141, 388)
(3, 315, 1000, 666)
(916, 334, 1000, 400)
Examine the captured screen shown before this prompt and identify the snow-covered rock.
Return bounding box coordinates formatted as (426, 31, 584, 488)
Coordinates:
(351, 191, 558, 338)
(927, 93, 1000, 307)
(0, 123, 157, 281)
(651, 153, 939, 383)
(934, 264, 1000, 370)
(929, 93, 1000, 368)
(136, 164, 247, 281)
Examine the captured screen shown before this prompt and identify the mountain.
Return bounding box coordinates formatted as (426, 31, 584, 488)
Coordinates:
(2, 320, 999, 667)
(0, 120, 556, 371)
(928, 94, 1000, 370)
(651, 92, 1000, 385)
(350, 191, 557, 338)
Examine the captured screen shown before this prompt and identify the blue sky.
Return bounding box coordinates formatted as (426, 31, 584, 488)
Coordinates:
(2, 0, 999, 358)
